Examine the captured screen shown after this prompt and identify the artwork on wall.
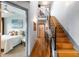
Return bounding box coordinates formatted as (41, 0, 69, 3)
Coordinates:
(12, 19, 23, 28)
(33, 21, 36, 31)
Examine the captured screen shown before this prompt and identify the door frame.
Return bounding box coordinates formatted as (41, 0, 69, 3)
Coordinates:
(2, 1, 29, 56)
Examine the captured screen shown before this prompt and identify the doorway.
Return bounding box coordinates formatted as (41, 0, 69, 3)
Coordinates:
(1, 1, 28, 57)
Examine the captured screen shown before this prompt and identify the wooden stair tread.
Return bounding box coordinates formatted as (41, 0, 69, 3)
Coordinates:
(57, 33, 65, 35)
(56, 43, 73, 49)
(56, 43, 73, 46)
(57, 29, 64, 31)
(57, 49, 79, 54)
(57, 34, 66, 36)
(56, 40, 70, 43)
(56, 37, 69, 41)
(56, 37, 70, 43)
(57, 49, 79, 57)
(56, 39, 69, 42)
(57, 35, 66, 37)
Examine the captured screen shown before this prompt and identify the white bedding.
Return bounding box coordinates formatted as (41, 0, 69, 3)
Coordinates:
(1, 35, 22, 53)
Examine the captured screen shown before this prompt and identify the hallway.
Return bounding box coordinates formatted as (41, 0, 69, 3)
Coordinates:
(31, 24, 50, 57)
(31, 16, 79, 57)
(1, 1, 79, 58)
(30, 1, 79, 57)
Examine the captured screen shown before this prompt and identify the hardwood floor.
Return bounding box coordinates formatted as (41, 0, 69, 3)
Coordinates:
(31, 16, 79, 57)
(31, 25, 50, 57)
(50, 16, 79, 57)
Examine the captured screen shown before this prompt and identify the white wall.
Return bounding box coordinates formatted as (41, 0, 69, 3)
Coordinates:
(50, 1, 79, 46)
(28, 1, 38, 56)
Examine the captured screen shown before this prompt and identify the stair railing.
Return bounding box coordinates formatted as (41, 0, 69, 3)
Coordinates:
(49, 16, 57, 56)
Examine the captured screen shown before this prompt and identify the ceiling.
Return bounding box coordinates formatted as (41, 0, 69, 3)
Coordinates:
(2, 2, 26, 18)
(38, 1, 53, 8)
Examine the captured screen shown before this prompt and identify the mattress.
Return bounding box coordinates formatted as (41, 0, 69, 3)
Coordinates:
(1, 35, 22, 50)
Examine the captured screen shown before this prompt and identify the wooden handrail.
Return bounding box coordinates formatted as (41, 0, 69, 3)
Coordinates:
(49, 16, 57, 28)
(54, 27, 57, 51)
(44, 16, 57, 56)
(49, 16, 57, 51)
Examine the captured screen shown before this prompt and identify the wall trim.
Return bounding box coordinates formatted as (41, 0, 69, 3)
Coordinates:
(52, 16, 79, 51)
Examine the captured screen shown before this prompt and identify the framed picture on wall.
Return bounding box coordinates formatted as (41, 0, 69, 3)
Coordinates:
(33, 21, 36, 31)
(12, 19, 23, 28)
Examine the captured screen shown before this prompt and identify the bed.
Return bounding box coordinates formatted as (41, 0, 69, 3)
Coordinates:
(1, 35, 22, 54)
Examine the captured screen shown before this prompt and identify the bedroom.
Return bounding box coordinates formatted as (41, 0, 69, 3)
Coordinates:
(1, 2, 27, 57)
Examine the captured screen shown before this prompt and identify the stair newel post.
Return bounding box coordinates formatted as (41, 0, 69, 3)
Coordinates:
(54, 27, 57, 51)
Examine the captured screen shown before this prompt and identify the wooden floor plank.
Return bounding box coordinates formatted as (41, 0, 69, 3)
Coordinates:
(31, 25, 51, 57)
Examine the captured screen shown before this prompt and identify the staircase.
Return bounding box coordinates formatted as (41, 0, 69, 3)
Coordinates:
(56, 21, 79, 57)
(50, 16, 79, 57)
